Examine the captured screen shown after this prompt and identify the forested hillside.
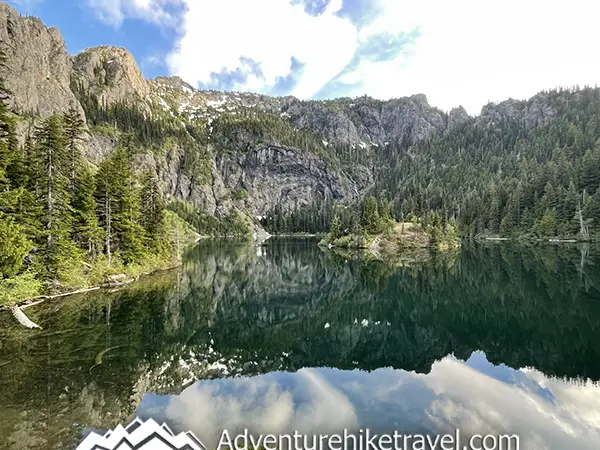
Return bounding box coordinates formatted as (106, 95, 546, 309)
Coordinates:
(266, 87, 600, 241)
(374, 87, 600, 239)
(0, 73, 196, 306)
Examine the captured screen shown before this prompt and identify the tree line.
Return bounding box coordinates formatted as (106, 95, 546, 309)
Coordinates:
(0, 79, 191, 306)
(263, 87, 600, 240)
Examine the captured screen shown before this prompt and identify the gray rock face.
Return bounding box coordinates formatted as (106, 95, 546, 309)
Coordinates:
(0, 3, 82, 117)
(478, 99, 524, 128)
(380, 96, 446, 144)
(448, 106, 470, 130)
(285, 100, 362, 145)
(84, 132, 117, 164)
(217, 145, 358, 216)
(477, 94, 556, 131)
(523, 93, 556, 130)
(283, 95, 447, 147)
(72, 46, 151, 115)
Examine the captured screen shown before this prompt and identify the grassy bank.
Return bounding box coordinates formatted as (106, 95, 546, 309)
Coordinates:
(0, 211, 198, 310)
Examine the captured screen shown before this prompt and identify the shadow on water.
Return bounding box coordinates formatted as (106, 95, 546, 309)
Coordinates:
(0, 239, 599, 448)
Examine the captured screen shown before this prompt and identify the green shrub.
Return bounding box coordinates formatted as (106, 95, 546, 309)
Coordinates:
(231, 188, 249, 201)
(0, 272, 42, 307)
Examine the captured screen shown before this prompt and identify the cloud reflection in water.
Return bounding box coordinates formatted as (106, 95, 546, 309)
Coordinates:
(137, 351, 600, 449)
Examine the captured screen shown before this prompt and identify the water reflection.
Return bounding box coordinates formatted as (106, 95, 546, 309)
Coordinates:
(138, 352, 600, 450)
(0, 239, 599, 449)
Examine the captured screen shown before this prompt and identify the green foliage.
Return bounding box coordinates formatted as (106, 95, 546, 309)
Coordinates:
(262, 87, 600, 240)
(0, 272, 42, 307)
(371, 87, 600, 239)
(181, 142, 212, 186)
(0, 66, 35, 280)
(328, 214, 341, 241)
(167, 199, 253, 237)
(330, 233, 372, 249)
(231, 188, 249, 201)
(91, 123, 120, 139)
(72, 164, 104, 257)
(362, 195, 389, 234)
(0, 217, 31, 278)
(72, 79, 198, 150)
(0, 97, 198, 305)
(535, 208, 558, 238)
(62, 108, 86, 197)
(211, 110, 334, 163)
(95, 147, 146, 264)
(362, 195, 379, 233)
(163, 210, 198, 247)
(427, 214, 460, 249)
(210, 210, 254, 237)
(30, 115, 83, 281)
(140, 171, 167, 253)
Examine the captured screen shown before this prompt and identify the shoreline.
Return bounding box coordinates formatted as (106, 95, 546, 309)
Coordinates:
(1, 234, 263, 328)
(476, 236, 592, 243)
(319, 222, 460, 256)
(4, 235, 594, 329)
(270, 233, 320, 237)
(2, 261, 184, 329)
(0, 233, 211, 314)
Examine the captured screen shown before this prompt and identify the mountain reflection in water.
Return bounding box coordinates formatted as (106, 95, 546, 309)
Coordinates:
(0, 239, 599, 449)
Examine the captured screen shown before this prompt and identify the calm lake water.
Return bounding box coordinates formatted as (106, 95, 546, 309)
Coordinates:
(1, 239, 600, 449)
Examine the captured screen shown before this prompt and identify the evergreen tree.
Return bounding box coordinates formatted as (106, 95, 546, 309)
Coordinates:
(362, 195, 381, 234)
(0, 68, 33, 278)
(329, 213, 341, 240)
(95, 147, 146, 264)
(95, 157, 114, 265)
(0, 217, 30, 278)
(140, 171, 165, 251)
(62, 108, 86, 199)
(72, 165, 103, 257)
(31, 115, 80, 279)
(0, 67, 40, 256)
(535, 208, 558, 238)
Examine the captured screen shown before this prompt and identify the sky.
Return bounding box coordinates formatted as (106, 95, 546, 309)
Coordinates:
(8, 0, 600, 114)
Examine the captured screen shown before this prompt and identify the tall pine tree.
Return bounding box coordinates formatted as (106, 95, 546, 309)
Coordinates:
(140, 171, 165, 252)
(62, 108, 86, 199)
(95, 147, 146, 264)
(32, 115, 80, 280)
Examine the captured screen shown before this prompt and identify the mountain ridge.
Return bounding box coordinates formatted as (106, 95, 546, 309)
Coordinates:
(0, 1, 598, 243)
(0, 0, 452, 221)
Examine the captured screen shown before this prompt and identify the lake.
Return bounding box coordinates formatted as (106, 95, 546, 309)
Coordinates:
(1, 239, 599, 449)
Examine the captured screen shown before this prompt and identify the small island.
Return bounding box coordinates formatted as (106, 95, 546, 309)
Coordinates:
(319, 196, 460, 258)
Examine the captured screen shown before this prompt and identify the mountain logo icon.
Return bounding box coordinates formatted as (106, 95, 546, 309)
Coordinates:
(76, 417, 207, 450)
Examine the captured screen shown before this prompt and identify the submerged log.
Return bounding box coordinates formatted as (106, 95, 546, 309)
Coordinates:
(10, 306, 41, 329)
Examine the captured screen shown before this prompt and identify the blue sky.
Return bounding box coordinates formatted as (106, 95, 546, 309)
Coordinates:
(8, 0, 600, 114)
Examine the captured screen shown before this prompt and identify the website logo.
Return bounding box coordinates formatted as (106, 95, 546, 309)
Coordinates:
(76, 417, 207, 450)
(76, 420, 520, 450)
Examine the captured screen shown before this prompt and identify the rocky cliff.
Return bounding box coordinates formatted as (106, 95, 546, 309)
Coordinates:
(72, 46, 151, 115)
(0, 2, 560, 227)
(0, 3, 82, 118)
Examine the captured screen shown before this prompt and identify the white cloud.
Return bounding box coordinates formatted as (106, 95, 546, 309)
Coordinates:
(85, 0, 183, 28)
(166, 0, 357, 98)
(163, 369, 359, 448)
(341, 0, 600, 114)
(420, 358, 600, 448)
(85, 0, 600, 115)
(146, 355, 600, 450)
